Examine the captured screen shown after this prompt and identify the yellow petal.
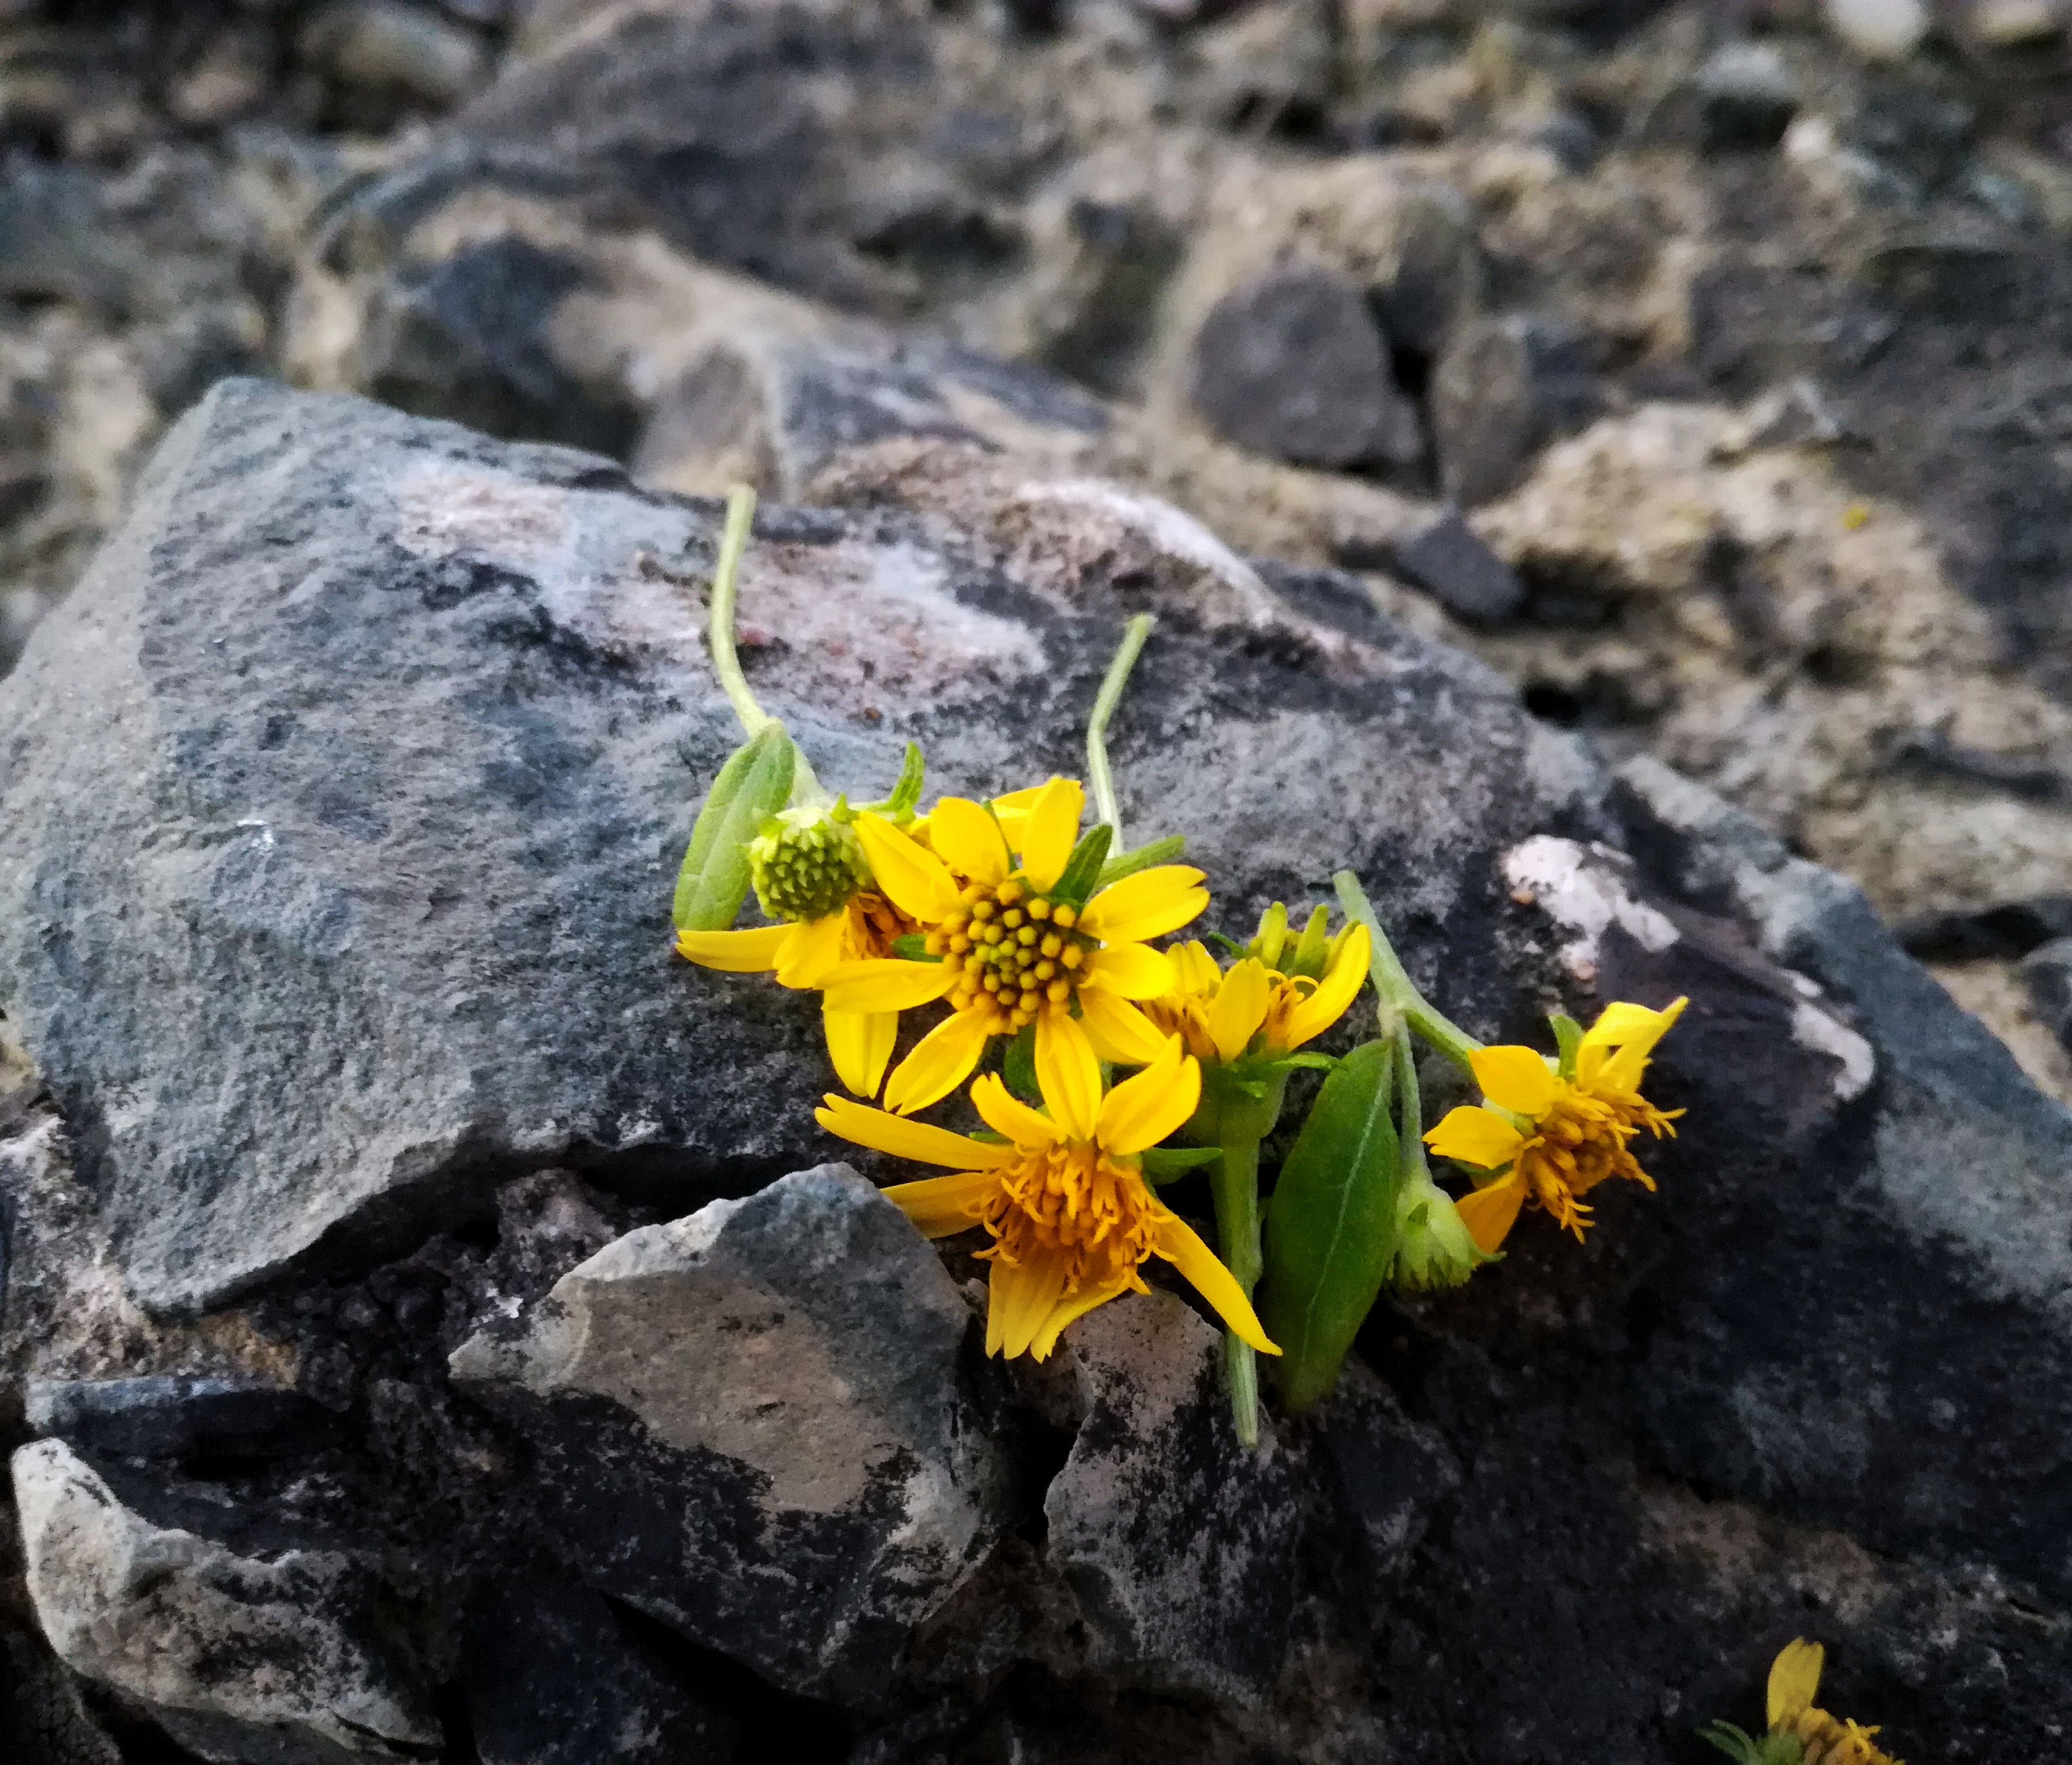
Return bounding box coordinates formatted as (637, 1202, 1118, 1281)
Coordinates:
(1590, 995, 1688, 1094)
(855, 813, 964, 923)
(1018, 776, 1085, 893)
(1026, 1267, 1138, 1362)
(1078, 990, 1172, 1065)
(1034, 1009, 1103, 1140)
(823, 1005, 897, 1097)
(1096, 1038, 1198, 1155)
(1470, 1044, 1561, 1117)
(1081, 942, 1176, 1002)
(775, 910, 849, 989)
(1767, 1639, 1825, 1728)
(884, 1169, 1000, 1238)
(987, 1247, 1073, 1359)
(815, 1094, 1012, 1168)
(1425, 1105, 1525, 1170)
(989, 784, 1047, 815)
(883, 1009, 995, 1116)
(1150, 1208, 1280, 1355)
(674, 923, 796, 972)
(820, 958, 956, 1014)
(970, 1073, 1061, 1147)
(1454, 1174, 1527, 1253)
(926, 796, 1012, 886)
(1206, 958, 1272, 1063)
(1076, 867, 1209, 945)
(1278, 922, 1370, 1049)
(1170, 940, 1222, 996)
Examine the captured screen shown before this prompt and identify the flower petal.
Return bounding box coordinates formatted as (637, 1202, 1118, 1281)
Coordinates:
(1454, 1174, 1527, 1254)
(1081, 942, 1176, 1002)
(1096, 1038, 1198, 1155)
(815, 1094, 1012, 1168)
(987, 1247, 1073, 1359)
(1076, 867, 1209, 945)
(856, 812, 964, 923)
(1278, 922, 1370, 1049)
(674, 923, 796, 972)
(1590, 995, 1687, 1094)
(1078, 990, 1172, 1066)
(884, 1009, 995, 1116)
(1470, 1044, 1561, 1117)
(989, 784, 1048, 815)
(1206, 958, 1271, 1063)
(1150, 1208, 1280, 1355)
(1170, 940, 1222, 996)
(1425, 1105, 1525, 1170)
(1034, 1009, 1102, 1140)
(1018, 776, 1085, 893)
(775, 910, 849, 989)
(884, 1170, 1000, 1238)
(1026, 1267, 1139, 1362)
(970, 1072, 1061, 1147)
(1767, 1639, 1825, 1729)
(820, 958, 956, 1014)
(926, 797, 1012, 886)
(822, 1005, 897, 1097)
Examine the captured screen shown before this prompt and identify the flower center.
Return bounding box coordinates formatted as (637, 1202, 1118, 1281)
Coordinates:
(749, 815, 871, 922)
(978, 1143, 1158, 1290)
(923, 878, 1098, 1034)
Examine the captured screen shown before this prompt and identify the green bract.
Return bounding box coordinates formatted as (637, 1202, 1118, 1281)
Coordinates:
(748, 805, 870, 923)
(672, 722, 796, 933)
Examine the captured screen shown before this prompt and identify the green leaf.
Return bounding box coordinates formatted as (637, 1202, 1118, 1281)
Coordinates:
(890, 934, 937, 961)
(882, 741, 926, 820)
(1094, 832, 1187, 889)
(1258, 1051, 1339, 1076)
(672, 723, 796, 932)
(1051, 823, 1115, 906)
(1138, 1146, 1222, 1183)
(1259, 1040, 1404, 1414)
(1207, 930, 1247, 958)
(1549, 1012, 1583, 1080)
(1003, 1023, 1040, 1104)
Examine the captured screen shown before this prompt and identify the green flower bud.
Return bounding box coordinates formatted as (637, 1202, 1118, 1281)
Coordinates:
(747, 806, 870, 923)
(1389, 1169, 1488, 1292)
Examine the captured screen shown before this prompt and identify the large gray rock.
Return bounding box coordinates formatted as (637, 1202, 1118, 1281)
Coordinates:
(11, 1439, 439, 1765)
(448, 1164, 1000, 1706)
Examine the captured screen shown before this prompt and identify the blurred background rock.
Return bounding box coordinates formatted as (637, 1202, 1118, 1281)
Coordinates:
(9, 0, 2072, 1086)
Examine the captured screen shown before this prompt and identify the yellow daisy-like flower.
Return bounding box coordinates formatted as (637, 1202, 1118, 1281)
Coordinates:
(816, 1032, 1279, 1362)
(823, 775, 1209, 1114)
(1144, 924, 1372, 1066)
(676, 892, 912, 1098)
(1768, 1639, 1902, 1765)
(1424, 997, 1687, 1252)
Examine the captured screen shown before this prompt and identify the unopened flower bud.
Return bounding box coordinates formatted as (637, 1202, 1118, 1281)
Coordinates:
(1390, 1168, 1486, 1292)
(747, 807, 870, 922)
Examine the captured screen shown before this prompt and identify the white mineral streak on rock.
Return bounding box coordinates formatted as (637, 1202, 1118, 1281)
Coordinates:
(1502, 834, 1680, 977)
(12, 1440, 437, 1765)
(1792, 1000, 1877, 1102)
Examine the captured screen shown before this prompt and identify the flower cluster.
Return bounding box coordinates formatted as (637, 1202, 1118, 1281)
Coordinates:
(668, 486, 1691, 1444)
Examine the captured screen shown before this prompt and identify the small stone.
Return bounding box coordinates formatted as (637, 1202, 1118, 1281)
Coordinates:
(1824, 0, 1932, 59)
(1967, 0, 2067, 46)
(1189, 265, 1423, 470)
(1692, 41, 1800, 150)
(303, 1, 487, 106)
(1388, 510, 1527, 625)
(2021, 937, 2072, 1049)
(1428, 315, 1601, 508)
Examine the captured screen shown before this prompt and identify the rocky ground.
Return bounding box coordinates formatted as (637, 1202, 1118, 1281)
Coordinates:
(3, 1, 2072, 1760)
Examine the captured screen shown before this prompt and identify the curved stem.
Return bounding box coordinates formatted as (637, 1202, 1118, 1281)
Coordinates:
(1333, 870, 1482, 1071)
(1086, 614, 1154, 846)
(708, 484, 772, 738)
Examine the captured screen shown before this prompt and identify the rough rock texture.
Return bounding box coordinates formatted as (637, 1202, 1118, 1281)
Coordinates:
(0, 381, 2069, 1759)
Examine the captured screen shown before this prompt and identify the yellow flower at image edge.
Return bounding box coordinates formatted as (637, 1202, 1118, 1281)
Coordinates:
(1425, 997, 1687, 1252)
(1146, 929, 1372, 1064)
(1767, 1639, 1902, 1765)
(824, 776, 1209, 1114)
(675, 890, 912, 1097)
(816, 1034, 1280, 1362)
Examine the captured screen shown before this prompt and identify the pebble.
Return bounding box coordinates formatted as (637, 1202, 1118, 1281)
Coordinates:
(1824, 0, 1931, 59)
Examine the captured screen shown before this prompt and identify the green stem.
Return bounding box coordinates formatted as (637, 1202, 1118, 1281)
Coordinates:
(1332, 869, 1482, 1072)
(708, 484, 772, 739)
(1211, 1131, 1263, 1448)
(1086, 613, 1154, 847)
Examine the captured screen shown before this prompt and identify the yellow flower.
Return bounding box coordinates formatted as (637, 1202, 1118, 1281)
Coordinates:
(823, 775, 1209, 1114)
(816, 1032, 1279, 1362)
(1144, 924, 1371, 1066)
(1424, 997, 1687, 1253)
(676, 892, 912, 1097)
(1768, 1639, 1902, 1765)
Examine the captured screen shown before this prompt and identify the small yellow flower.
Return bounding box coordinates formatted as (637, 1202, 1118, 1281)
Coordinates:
(1144, 924, 1372, 1066)
(676, 890, 912, 1098)
(1704, 1638, 1902, 1765)
(823, 775, 1209, 1114)
(1424, 997, 1687, 1253)
(817, 1032, 1277, 1361)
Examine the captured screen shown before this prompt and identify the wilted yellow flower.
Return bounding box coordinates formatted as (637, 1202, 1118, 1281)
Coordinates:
(1145, 922, 1370, 1066)
(816, 1032, 1278, 1362)
(823, 775, 1208, 1114)
(1424, 997, 1687, 1252)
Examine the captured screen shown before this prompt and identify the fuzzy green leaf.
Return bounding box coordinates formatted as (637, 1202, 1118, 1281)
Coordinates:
(883, 741, 926, 820)
(673, 723, 796, 932)
(1095, 833, 1188, 889)
(1051, 823, 1115, 906)
(1138, 1146, 1222, 1183)
(1261, 1039, 1403, 1414)
(1550, 1012, 1584, 1080)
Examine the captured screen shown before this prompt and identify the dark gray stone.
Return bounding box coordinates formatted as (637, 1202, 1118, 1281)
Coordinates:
(1428, 313, 1602, 507)
(2022, 936, 2072, 1049)
(1387, 509, 1528, 624)
(1188, 266, 1425, 470)
(1692, 41, 1799, 150)
(25, 1376, 336, 1463)
(1896, 894, 2072, 961)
